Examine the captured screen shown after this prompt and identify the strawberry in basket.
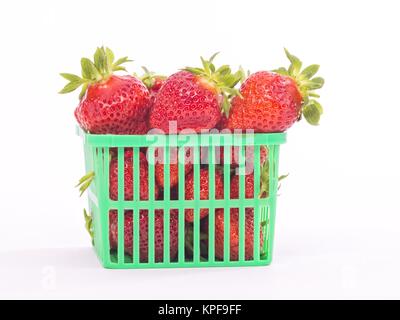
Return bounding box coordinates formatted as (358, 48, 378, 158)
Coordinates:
(184, 168, 224, 222)
(59, 47, 150, 134)
(139, 67, 167, 106)
(109, 209, 179, 262)
(149, 54, 244, 133)
(213, 162, 287, 260)
(109, 149, 160, 201)
(224, 49, 324, 132)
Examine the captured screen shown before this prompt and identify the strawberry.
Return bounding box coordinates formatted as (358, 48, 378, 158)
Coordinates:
(213, 208, 263, 261)
(212, 162, 288, 260)
(140, 67, 166, 106)
(230, 161, 286, 199)
(185, 168, 224, 222)
(225, 49, 324, 132)
(59, 47, 150, 134)
(154, 147, 193, 189)
(149, 54, 244, 133)
(109, 209, 179, 262)
(109, 149, 160, 201)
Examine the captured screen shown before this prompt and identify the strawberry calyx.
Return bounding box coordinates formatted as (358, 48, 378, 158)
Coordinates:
(76, 171, 95, 197)
(185, 224, 209, 261)
(59, 47, 132, 99)
(259, 161, 288, 198)
(183, 53, 245, 117)
(84, 209, 94, 245)
(273, 48, 324, 125)
(139, 66, 166, 90)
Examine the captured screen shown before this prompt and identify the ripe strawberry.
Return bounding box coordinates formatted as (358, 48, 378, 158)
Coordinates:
(140, 67, 166, 105)
(109, 209, 179, 262)
(154, 147, 193, 189)
(149, 54, 244, 133)
(59, 47, 150, 134)
(225, 49, 324, 132)
(185, 168, 224, 222)
(109, 149, 160, 201)
(230, 161, 286, 199)
(213, 208, 263, 261)
(212, 162, 287, 260)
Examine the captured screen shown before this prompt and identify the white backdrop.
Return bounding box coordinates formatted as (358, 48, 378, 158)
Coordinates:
(0, 0, 399, 299)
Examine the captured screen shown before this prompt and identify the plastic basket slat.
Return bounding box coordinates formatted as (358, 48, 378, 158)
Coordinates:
(117, 148, 124, 263)
(163, 146, 171, 263)
(253, 145, 261, 260)
(238, 145, 246, 262)
(178, 146, 186, 264)
(132, 148, 140, 264)
(223, 146, 231, 262)
(208, 144, 216, 263)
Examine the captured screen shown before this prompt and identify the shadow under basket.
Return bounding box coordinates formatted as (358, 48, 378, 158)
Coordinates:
(78, 127, 286, 269)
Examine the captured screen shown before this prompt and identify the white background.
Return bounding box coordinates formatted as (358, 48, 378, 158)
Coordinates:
(0, 0, 399, 299)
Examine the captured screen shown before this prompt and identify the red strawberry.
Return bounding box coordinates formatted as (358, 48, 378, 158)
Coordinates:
(185, 168, 224, 222)
(140, 67, 166, 106)
(154, 147, 193, 189)
(213, 208, 263, 261)
(212, 163, 279, 260)
(109, 149, 160, 201)
(109, 209, 179, 262)
(60, 47, 150, 134)
(230, 161, 282, 199)
(149, 54, 244, 133)
(225, 49, 324, 132)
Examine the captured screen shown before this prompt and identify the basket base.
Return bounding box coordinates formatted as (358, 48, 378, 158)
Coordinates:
(93, 248, 272, 269)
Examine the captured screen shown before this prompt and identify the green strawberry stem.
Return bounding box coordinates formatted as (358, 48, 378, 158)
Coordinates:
(273, 48, 324, 125)
(59, 47, 132, 99)
(76, 171, 95, 197)
(183, 53, 245, 117)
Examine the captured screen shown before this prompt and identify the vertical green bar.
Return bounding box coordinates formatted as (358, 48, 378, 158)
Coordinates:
(208, 143, 216, 263)
(223, 144, 231, 262)
(163, 144, 171, 263)
(267, 145, 280, 262)
(148, 146, 155, 264)
(102, 147, 111, 264)
(133, 148, 140, 264)
(238, 145, 245, 262)
(178, 147, 186, 263)
(253, 145, 261, 260)
(117, 147, 124, 264)
(95, 147, 108, 264)
(193, 143, 200, 263)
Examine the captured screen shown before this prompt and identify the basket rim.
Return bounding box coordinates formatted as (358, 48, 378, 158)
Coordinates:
(77, 126, 287, 147)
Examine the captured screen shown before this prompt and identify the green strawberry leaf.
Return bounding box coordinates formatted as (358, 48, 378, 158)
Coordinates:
(105, 47, 115, 68)
(84, 209, 94, 245)
(113, 56, 132, 67)
(76, 171, 95, 196)
(59, 80, 84, 94)
(272, 67, 289, 76)
(79, 82, 88, 100)
(60, 73, 83, 82)
(300, 64, 320, 79)
(285, 48, 302, 76)
(302, 100, 323, 125)
(81, 58, 100, 81)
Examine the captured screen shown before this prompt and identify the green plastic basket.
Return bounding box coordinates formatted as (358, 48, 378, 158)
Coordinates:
(78, 127, 286, 269)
